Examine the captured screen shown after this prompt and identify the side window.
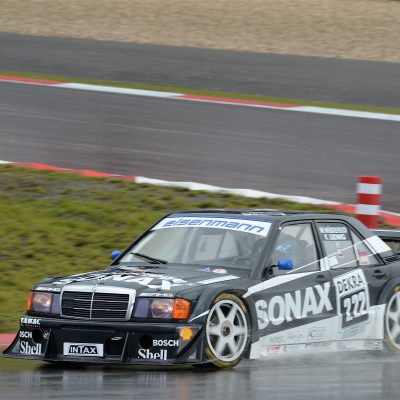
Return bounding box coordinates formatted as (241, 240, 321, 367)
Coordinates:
(317, 222, 358, 268)
(270, 223, 319, 273)
(350, 230, 379, 266)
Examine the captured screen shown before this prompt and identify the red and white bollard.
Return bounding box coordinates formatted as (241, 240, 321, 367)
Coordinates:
(356, 176, 382, 228)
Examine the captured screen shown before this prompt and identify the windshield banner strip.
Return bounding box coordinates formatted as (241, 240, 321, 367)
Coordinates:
(171, 214, 273, 222)
(152, 217, 272, 237)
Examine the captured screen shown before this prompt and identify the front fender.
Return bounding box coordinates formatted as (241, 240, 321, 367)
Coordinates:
(184, 285, 260, 360)
(187, 285, 246, 323)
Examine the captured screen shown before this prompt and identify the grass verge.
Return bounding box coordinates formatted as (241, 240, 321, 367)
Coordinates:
(0, 164, 334, 333)
(1, 69, 400, 116)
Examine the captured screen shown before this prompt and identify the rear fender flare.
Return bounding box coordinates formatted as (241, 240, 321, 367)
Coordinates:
(378, 277, 400, 304)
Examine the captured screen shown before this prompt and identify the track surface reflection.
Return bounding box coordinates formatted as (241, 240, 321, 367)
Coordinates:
(2, 352, 400, 400)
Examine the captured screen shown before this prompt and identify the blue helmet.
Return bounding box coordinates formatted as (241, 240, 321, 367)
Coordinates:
(275, 234, 297, 256)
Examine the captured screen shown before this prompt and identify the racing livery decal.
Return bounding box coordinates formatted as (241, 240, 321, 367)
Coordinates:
(52, 272, 189, 288)
(63, 343, 104, 357)
(255, 282, 332, 330)
(20, 317, 41, 327)
(152, 339, 179, 347)
(52, 272, 240, 290)
(152, 216, 272, 237)
(138, 349, 168, 360)
(20, 341, 42, 355)
(333, 269, 370, 330)
(19, 331, 33, 339)
(318, 225, 350, 241)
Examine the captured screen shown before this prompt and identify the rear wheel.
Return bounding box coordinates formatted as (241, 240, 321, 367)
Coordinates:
(385, 286, 400, 353)
(202, 293, 249, 369)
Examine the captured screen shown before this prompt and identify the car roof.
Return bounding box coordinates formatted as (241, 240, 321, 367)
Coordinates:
(170, 209, 354, 222)
(372, 229, 400, 239)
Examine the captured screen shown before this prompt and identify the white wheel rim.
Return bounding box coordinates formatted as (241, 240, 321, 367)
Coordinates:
(385, 292, 400, 350)
(206, 299, 248, 362)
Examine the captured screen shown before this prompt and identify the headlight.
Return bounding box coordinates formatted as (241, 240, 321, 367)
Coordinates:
(150, 299, 174, 318)
(134, 298, 190, 320)
(27, 291, 61, 315)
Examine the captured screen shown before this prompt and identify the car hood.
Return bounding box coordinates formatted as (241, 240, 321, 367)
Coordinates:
(34, 265, 245, 296)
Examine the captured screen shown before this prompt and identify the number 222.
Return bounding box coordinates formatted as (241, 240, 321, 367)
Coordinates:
(343, 291, 367, 322)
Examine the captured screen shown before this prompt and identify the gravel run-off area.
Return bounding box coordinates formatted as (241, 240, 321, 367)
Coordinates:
(0, 0, 399, 62)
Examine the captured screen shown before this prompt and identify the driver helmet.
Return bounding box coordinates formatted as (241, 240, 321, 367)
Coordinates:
(275, 234, 297, 257)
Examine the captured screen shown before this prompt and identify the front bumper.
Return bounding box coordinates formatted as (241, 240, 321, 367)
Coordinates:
(3, 316, 204, 365)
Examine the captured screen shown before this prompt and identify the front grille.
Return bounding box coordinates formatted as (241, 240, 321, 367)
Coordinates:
(62, 290, 132, 320)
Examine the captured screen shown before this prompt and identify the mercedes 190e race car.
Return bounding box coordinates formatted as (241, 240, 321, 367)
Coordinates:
(4, 210, 400, 368)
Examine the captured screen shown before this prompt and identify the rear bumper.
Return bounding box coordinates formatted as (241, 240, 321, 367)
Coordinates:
(3, 316, 204, 365)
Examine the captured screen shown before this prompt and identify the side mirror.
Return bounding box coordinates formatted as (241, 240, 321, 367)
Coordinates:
(277, 258, 293, 271)
(111, 250, 121, 261)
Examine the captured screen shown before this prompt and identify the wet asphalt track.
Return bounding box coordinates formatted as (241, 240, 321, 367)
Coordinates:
(0, 81, 399, 211)
(1, 32, 399, 108)
(2, 352, 400, 400)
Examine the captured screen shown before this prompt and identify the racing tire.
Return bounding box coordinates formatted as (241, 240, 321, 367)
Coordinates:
(384, 285, 400, 353)
(199, 293, 249, 369)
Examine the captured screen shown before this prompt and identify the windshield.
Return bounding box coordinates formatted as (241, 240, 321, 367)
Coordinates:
(119, 216, 272, 269)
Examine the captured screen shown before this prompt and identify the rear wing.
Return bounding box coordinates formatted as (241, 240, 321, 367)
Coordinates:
(372, 229, 400, 255)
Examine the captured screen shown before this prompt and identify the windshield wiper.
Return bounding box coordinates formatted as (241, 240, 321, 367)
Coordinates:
(130, 252, 168, 264)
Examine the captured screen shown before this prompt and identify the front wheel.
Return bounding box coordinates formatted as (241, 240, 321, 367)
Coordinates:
(202, 293, 249, 368)
(384, 286, 400, 353)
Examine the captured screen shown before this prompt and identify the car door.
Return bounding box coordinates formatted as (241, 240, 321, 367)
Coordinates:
(316, 220, 392, 342)
(252, 221, 335, 352)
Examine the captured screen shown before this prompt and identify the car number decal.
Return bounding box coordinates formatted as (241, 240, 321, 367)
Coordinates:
(333, 269, 370, 329)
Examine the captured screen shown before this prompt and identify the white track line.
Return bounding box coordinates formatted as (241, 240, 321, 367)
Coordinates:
(293, 106, 400, 122)
(0, 78, 399, 122)
(2, 159, 400, 219)
(58, 83, 180, 98)
(173, 97, 400, 122)
(134, 176, 341, 205)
